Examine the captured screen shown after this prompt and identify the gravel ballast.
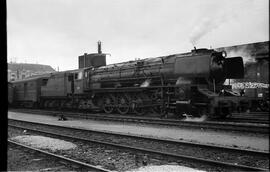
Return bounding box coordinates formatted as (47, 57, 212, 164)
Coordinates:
(11, 135, 77, 151)
(8, 144, 74, 171)
(9, 119, 269, 169)
(9, 127, 222, 172)
(125, 165, 206, 172)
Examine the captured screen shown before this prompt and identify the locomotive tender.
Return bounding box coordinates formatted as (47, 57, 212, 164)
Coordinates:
(11, 43, 245, 118)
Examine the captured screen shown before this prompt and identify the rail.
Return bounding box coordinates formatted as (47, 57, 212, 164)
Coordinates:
(8, 119, 269, 171)
(8, 140, 112, 172)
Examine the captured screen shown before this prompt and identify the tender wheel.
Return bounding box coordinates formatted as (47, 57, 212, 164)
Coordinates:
(103, 94, 115, 114)
(49, 100, 57, 109)
(151, 105, 162, 115)
(117, 94, 130, 115)
(59, 100, 67, 109)
(65, 100, 73, 109)
(43, 100, 50, 108)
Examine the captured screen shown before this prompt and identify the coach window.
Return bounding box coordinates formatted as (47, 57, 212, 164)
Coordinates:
(74, 73, 78, 80)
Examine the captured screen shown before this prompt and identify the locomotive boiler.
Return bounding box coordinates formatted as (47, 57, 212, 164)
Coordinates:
(89, 48, 243, 89)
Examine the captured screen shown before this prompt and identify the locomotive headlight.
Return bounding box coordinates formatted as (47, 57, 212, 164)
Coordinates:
(222, 51, 227, 58)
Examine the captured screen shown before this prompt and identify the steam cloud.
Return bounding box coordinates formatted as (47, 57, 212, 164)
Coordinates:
(225, 45, 256, 64)
(140, 79, 151, 87)
(182, 114, 208, 122)
(189, 1, 255, 46)
(189, 17, 225, 46)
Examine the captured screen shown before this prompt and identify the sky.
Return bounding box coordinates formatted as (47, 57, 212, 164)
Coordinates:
(7, 0, 269, 71)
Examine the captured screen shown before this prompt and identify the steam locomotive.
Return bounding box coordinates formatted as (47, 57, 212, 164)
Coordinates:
(10, 42, 246, 118)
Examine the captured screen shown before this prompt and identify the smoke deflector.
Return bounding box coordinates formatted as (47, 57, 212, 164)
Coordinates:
(224, 56, 244, 79)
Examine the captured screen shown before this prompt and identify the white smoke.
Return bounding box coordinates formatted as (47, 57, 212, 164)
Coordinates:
(140, 79, 151, 87)
(190, 17, 225, 46)
(182, 114, 208, 122)
(225, 45, 256, 64)
(189, 0, 256, 46)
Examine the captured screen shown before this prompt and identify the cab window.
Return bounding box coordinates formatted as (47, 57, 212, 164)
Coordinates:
(75, 71, 83, 80)
(78, 71, 83, 79)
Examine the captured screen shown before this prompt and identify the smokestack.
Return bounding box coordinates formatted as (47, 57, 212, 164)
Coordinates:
(98, 41, 102, 54)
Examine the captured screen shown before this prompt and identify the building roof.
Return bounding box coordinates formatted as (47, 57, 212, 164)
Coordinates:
(8, 63, 55, 72)
(215, 41, 269, 60)
(11, 74, 50, 83)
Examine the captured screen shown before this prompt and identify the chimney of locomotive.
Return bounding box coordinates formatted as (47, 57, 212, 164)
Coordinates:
(98, 41, 102, 54)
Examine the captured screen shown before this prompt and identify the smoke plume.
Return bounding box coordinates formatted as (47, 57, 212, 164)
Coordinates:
(140, 79, 151, 87)
(225, 45, 256, 64)
(189, 17, 224, 46)
(189, 1, 255, 46)
(182, 114, 208, 122)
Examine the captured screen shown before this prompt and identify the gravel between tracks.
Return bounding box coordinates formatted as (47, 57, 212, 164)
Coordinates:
(125, 165, 205, 172)
(8, 144, 73, 171)
(9, 119, 270, 172)
(11, 135, 77, 151)
(9, 119, 269, 170)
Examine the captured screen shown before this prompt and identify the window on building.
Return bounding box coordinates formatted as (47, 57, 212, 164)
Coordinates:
(42, 79, 48, 86)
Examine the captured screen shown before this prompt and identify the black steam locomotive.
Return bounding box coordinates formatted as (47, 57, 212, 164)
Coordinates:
(10, 43, 245, 118)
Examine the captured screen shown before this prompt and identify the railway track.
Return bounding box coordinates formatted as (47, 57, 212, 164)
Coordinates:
(222, 118, 269, 124)
(227, 112, 269, 123)
(8, 119, 269, 171)
(233, 113, 269, 118)
(8, 140, 112, 172)
(9, 108, 269, 134)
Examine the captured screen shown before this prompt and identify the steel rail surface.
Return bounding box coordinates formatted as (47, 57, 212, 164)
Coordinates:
(8, 120, 269, 171)
(8, 140, 112, 172)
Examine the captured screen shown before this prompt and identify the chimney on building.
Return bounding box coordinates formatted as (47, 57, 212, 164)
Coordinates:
(78, 41, 106, 69)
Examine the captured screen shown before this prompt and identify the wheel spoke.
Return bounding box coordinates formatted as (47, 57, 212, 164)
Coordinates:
(117, 94, 130, 115)
(103, 95, 115, 114)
